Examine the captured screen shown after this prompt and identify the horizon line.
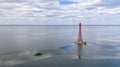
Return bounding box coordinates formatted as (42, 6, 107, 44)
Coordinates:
(0, 24, 120, 26)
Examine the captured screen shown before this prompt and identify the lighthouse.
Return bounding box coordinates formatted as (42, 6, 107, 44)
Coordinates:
(75, 22, 86, 45)
(78, 23, 82, 42)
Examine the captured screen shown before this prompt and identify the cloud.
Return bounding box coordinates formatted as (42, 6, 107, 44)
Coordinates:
(0, 0, 120, 25)
(0, 2, 39, 17)
(0, 0, 25, 3)
(96, 7, 120, 15)
(95, 0, 120, 8)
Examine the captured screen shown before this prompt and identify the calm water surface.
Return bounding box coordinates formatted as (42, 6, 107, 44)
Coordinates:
(0, 26, 120, 67)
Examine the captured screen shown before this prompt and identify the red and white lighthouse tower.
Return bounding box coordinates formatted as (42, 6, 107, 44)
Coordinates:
(78, 23, 82, 42)
(75, 22, 86, 45)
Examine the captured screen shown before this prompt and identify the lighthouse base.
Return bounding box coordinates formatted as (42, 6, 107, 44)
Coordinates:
(75, 41, 87, 45)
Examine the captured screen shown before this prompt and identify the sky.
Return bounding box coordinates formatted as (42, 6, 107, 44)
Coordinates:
(0, 0, 120, 25)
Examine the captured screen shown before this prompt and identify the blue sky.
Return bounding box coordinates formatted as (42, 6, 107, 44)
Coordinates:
(0, 0, 120, 25)
(60, 0, 78, 5)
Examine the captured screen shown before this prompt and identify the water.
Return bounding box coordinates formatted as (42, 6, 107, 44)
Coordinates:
(0, 26, 120, 67)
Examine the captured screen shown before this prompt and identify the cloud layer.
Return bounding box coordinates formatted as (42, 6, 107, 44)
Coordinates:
(0, 0, 120, 25)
